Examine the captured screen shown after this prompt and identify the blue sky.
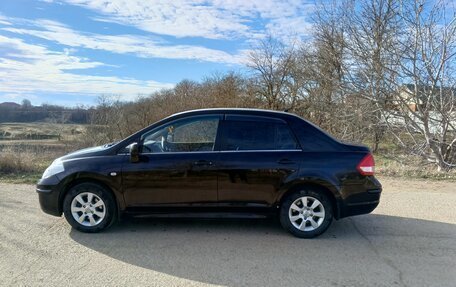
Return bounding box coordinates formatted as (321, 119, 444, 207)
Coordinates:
(0, 0, 315, 107)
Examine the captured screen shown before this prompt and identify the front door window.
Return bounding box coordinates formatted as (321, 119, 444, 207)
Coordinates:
(141, 116, 220, 153)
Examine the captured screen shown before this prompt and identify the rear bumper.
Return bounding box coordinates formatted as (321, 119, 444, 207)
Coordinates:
(338, 177, 382, 218)
(36, 176, 62, 217)
(340, 197, 380, 218)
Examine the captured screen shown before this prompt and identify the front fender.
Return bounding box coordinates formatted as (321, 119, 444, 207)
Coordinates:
(56, 171, 125, 214)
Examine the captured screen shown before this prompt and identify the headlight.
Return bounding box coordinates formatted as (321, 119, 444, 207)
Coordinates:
(42, 159, 65, 179)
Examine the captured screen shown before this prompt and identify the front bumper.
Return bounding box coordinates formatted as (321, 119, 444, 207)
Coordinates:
(36, 175, 62, 217)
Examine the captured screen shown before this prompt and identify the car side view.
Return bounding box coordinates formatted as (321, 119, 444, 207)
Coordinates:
(37, 108, 382, 238)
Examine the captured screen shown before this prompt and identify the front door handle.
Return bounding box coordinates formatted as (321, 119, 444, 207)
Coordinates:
(193, 160, 213, 166)
(277, 158, 295, 165)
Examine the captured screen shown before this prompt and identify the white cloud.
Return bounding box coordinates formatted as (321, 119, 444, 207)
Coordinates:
(61, 0, 314, 40)
(0, 35, 174, 101)
(64, 0, 251, 39)
(266, 17, 314, 43)
(0, 1, 317, 105)
(0, 14, 12, 26)
(2, 93, 38, 101)
(3, 19, 244, 64)
(2, 0, 315, 64)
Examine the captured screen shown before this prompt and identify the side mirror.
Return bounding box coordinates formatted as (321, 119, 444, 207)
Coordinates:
(130, 142, 140, 163)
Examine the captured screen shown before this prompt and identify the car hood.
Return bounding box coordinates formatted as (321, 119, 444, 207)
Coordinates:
(59, 145, 110, 161)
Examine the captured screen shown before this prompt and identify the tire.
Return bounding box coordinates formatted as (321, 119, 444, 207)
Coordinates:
(280, 189, 333, 238)
(63, 182, 117, 233)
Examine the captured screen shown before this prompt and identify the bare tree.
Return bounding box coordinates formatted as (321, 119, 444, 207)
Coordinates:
(21, 99, 32, 109)
(247, 36, 298, 110)
(202, 72, 252, 108)
(383, 0, 456, 170)
(342, 0, 402, 152)
(301, 0, 350, 137)
(86, 95, 126, 144)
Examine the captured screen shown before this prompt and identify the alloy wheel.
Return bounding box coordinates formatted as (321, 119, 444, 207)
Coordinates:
(70, 192, 106, 227)
(288, 196, 325, 231)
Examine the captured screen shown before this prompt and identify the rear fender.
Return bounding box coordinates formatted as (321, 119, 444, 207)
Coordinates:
(276, 177, 342, 219)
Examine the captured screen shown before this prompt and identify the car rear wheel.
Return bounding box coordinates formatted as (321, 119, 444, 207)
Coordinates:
(280, 189, 333, 238)
(63, 182, 116, 233)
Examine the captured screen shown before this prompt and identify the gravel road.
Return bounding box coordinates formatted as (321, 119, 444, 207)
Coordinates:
(1, 178, 455, 287)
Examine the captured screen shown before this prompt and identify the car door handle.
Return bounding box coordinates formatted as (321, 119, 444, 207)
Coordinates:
(277, 158, 295, 165)
(193, 160, 213, 166)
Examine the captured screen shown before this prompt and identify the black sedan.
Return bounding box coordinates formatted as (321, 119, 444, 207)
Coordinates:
(37, 108, 382, 238)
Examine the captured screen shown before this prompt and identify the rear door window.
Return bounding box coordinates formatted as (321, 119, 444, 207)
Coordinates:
(221, 117, 299, 151)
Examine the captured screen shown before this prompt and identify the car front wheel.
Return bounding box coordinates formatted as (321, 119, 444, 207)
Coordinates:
(280, 189, 333, 238)
(63, 182, 116, 233)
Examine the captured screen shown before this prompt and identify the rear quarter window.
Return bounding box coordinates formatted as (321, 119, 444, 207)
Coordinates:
(290, 120, 341, 152)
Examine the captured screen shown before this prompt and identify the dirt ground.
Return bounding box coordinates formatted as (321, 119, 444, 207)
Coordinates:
(0, 177, 455, 287)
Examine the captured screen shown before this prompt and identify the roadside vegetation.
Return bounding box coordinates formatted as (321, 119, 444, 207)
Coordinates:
(0, 0, 455, 183)
(0, 124, 87, 183)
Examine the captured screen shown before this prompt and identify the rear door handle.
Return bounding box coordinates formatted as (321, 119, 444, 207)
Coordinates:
(277, 158, 295, 165)
(193, 160, 213, 166)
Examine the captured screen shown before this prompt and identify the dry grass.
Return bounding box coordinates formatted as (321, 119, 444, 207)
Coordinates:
(375, 154, 456, 181)
(0, 153, 37, 173)
(0, 123, 91, 184)
(0, 150, 52, 184)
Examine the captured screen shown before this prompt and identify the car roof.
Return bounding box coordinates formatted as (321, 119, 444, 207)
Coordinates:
(169, 108, 299, 120)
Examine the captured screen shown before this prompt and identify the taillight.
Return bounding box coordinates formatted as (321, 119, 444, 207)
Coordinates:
(357, 153, 375, 176)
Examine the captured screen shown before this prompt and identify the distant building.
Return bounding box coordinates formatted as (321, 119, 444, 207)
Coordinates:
(397, 84, 455, 112)
(384, 84, 456, 133)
